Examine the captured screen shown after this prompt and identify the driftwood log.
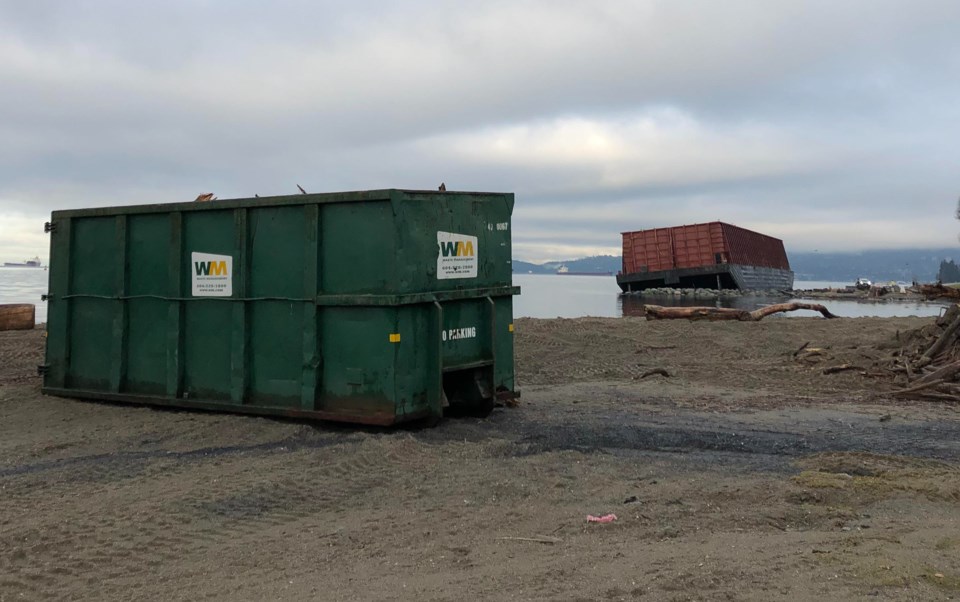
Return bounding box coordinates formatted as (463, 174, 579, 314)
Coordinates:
(642, 302, 838, 322)
(0, 304, 35, 331)
(918, 310, 960, 367)
(822, 364, 863, 375)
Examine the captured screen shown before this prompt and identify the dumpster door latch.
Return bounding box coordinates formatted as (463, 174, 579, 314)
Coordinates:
(44, 222, 57, 233)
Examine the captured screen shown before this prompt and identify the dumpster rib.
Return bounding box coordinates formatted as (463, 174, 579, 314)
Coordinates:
(301, 203, 320, 409)
(110, 215, 128, 393)
(230, 207, 249, 404)
(166, 212, 184, 398)
(44, 216, 72, 389)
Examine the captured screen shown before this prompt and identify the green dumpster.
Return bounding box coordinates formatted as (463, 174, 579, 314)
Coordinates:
(41, 189, 519, 425)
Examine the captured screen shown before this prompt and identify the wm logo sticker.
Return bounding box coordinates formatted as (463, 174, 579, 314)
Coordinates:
(194, 260, 228, 276)
(438, 239, 475, 258)
(191, 252, 233, 296)
(436, 232, 478, 280)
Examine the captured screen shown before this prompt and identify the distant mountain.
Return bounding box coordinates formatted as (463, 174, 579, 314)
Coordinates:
(550, 255, 621, 273)
(789, 248, 959, 283)
(513, 255, 621, 275)
(513, 249, 959, 282)
(512, 260, 551, 274)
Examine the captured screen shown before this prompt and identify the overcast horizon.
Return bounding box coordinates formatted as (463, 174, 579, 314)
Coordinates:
(1, 1, 958, 264)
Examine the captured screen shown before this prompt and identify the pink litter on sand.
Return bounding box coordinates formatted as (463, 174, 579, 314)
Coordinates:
(586, 514, 617, 523)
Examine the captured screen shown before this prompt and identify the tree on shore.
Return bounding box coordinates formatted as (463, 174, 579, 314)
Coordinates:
(939, 259, 960, 284)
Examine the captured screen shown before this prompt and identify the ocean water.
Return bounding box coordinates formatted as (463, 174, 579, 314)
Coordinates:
(0, 267, 48, 323)
(0, 268, 947, 325)
(512, 274, 948, 319)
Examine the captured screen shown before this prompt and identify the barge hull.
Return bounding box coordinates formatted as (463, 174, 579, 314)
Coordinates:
(617, 263, 794, 292)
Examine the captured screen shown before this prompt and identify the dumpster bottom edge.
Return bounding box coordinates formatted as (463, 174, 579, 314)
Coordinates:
(41, 387, 430, 427)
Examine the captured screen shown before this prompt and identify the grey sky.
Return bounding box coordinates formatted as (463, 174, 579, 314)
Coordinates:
(1, 0, 958, 262)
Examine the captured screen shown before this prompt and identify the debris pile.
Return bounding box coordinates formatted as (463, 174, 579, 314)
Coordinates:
(918, 284, 960, 301)
(878, 304, 960, 400)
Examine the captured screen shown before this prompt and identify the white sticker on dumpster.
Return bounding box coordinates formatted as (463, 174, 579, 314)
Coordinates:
(191, 252, 233, 296)
(442, 327, 477, 342)
(436, 232, 478, 279)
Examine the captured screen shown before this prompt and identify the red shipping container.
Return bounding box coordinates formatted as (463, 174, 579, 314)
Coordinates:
(621, 222, 789, 275)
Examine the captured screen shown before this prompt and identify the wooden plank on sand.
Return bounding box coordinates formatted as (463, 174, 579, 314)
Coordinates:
(0, 304, 36, 331)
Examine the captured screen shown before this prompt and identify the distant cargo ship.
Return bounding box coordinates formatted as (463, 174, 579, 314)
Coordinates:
(3, 256, 42, 268)
(617, 222, 793, 292)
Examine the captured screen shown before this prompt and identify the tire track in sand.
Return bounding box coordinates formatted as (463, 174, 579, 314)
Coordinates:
(0, 433, 432, 599)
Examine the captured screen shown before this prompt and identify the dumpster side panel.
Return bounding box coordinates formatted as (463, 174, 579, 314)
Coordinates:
(439, 299, 492, 369)
(125, 214, 172, 394)
(395, 304, 441, 419)
(66, 216, 118, 390)
(128, 213, 172, 296)
(181, 210, 235, 401)
(125, 299, 168, 395)
(248, 205, 308, 298)
(246, 205, 310, 406)
(395, 193, 514, 292)
(182, 302, 233, 401)
(71, 216, 119, 297)
(321, 202, 396, 294)
(67, 298, 115, 391)
(318, 307, 397, 421)
(247, 302, 303, 405)
(493, 296, 515, 393)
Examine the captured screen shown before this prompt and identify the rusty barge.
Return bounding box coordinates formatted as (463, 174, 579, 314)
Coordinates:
(617, 221, 793, 292)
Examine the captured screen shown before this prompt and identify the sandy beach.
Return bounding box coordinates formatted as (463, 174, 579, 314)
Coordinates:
(3, 316, 960, 600)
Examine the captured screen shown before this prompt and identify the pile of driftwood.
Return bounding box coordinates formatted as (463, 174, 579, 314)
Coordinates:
(880, 304, 960, 400)
(917, 284, 960, 301)
(642, 302, 838, 321)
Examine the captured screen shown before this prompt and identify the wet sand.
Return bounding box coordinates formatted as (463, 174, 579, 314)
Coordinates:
(2, 316, 960, 600)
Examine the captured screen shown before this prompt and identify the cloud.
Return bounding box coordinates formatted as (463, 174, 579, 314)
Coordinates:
(423, 109, 836, 194)
(1, 0, 959, 262)
(0, 212, 49, 261)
